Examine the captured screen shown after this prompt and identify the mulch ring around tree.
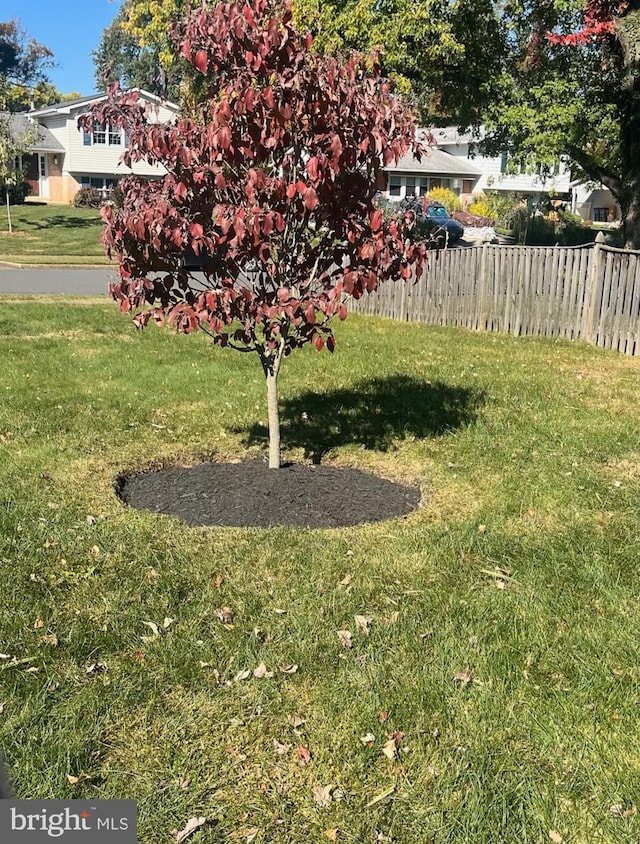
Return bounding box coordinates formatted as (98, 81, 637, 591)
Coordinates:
(116, 459, 421, 528)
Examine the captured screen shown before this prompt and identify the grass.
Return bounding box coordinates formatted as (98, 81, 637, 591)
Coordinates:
(0, 204, 108, 263)
(1, 301, 640, 843)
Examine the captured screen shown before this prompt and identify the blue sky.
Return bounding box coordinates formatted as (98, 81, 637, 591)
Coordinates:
(3, 0, 123, 96)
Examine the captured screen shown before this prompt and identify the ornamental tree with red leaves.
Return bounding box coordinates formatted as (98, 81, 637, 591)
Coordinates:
(81, 0, 430, 469)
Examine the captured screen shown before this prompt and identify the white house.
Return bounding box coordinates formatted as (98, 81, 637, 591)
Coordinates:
(19, 90, 179, 204)
(382, 125, 620, 223)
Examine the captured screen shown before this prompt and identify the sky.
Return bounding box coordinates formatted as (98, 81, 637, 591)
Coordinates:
(3, 0, 123, 96)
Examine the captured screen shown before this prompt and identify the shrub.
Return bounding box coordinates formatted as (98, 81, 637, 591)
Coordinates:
(427, 187, 462, 213)
(73, 187, 103, 209)
(468, 199, 494, 218)
(6, 178, 31, 205)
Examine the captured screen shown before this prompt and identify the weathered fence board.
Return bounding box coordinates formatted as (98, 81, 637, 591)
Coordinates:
(351, 239, 640, 356)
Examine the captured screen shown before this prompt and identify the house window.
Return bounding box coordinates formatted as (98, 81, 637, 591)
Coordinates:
(92, 122, 106, 145)
(80, 176, 119, 197)
(405, 176, 416, 198)
(389, 175, 402, 197)
(108, 126, 122, 145)
(83, 129, 92, 146)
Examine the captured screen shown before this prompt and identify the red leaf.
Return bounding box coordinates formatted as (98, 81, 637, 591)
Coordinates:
(296, 745, 312, 765)
(286, 183, 297, 199)
(306, 156, 319, 181)
(313, 335, 324, 351)
(303, 187, 318, 210)
(194, 50, 208, 73)
(326, 335, 336, 352)
(218, 126, 231, 149)
(370, 208, 383, 232)
(304, 303, 316, 324)
(190, 223, 204, 238)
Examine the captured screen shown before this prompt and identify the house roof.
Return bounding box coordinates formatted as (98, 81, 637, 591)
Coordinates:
(4, 113, 65, 153)
(385, 146, 482, 178)
(428, 126, 479, 146)
(29, 88, 179, 117)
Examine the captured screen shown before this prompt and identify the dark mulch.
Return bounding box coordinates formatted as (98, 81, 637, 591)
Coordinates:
(117, 460, 421, 528)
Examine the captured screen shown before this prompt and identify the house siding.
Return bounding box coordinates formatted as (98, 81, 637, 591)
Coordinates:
(31, 97, 179, 202)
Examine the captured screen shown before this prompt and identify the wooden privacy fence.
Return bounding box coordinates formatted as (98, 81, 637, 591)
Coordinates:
(351, 237, 640, 356)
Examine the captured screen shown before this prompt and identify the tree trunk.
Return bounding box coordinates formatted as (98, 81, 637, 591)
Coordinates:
(265, 368, 281, 469)
(262, 339, 285, 469)
(621, 190, 640, 250)
(615, 7, 640, 249)
(5, 187, 11, 234)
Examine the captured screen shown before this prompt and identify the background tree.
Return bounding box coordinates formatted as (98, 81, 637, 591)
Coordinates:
(482, 0, 640, 248)
(0, 113, 35, 232)
(4, 81, 81, 111)
(0, 20, 54, 110)
(106, 0, 505, 125)
(84, 0, 430, 469)
(92, 7, 181, 99)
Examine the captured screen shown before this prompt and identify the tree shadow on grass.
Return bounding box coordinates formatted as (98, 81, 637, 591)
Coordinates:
(237, 374, 486, 464)
(27, 215, 102, 230)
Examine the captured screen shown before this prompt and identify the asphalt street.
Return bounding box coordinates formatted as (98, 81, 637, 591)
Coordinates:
(0, 267, 116, 296)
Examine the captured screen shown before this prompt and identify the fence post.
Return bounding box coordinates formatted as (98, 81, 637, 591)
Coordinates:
(399, 272, 408, 321)
(477, 241, 490, 330)
(581, 231, 606, 343)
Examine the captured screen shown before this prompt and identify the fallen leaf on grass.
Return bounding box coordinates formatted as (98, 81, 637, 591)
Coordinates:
(274, 607, 287, 615)
(34, 618, 44, 629)
(40, 633, 58, 647)
(324, 829, 339, 842)
(141, 621, 160, 642)
(0, 702, 5, 714)
(452, 669, 474, 687)
(337, 630, 353, 649)
(296, 745, 312, 765)
(216, 606, 234, 624)
(366, 783, 396, 808)
(312, 784, 334, 807)
(288, 714, 305, 729)
(379, 611, 399, 626)
(360, 733, 376, 746)
(171, 816, 213, 843)
(273, 739, 290, 755)
(355, 615, 372, 635)
(244, 829, 259, 843)
(144, 567, 159, 584)
(279, 664, 298, 674)
(67, 773, 92, 785)
(548, 832, 562, 844)
(339, 574, 352, 587)
(381, 739, 397, 760)
(253, 662, 273, 679)
(86, 662, 107, 675)
(234, 669, 251, 682)
(610, 804, 637, 818)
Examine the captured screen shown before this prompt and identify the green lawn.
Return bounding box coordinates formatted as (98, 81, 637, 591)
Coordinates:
(0, 204, 108, 264)
(1, 302, 640, 843)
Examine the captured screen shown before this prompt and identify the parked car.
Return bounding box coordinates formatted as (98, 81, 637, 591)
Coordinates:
(401, 198, 464, 246)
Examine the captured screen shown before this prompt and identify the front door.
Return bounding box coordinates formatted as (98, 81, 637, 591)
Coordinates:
(39, 155, 49, 199)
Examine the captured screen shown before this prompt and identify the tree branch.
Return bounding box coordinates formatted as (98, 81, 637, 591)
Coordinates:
(566, 144, 623, 198)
